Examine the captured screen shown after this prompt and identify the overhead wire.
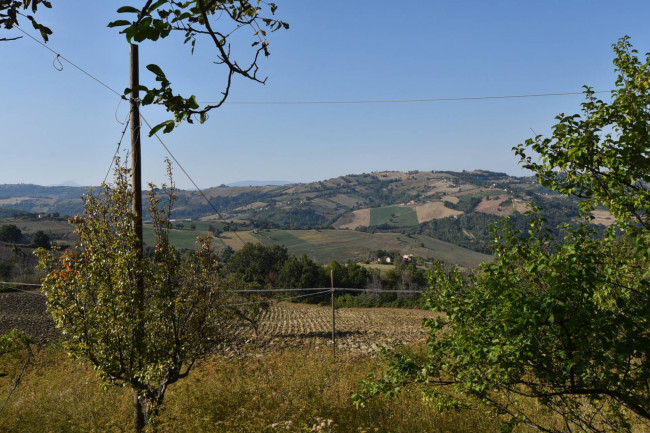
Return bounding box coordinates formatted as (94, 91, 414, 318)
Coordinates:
(14, 27, 612, 108)
(139, 113, 249, 248)
(11, 26, 619, 276)
(204, 90, 613, 106)
(10, 28, 239, 236)
(104, 112, 132, 184)
(13, 27, 124, 99)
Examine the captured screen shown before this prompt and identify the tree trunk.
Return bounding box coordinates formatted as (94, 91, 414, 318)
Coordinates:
(133, 391, 146, 432)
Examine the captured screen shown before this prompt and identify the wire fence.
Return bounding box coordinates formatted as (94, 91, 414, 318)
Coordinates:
(0, 280, 425, 299)
(0, 279, 432, 360)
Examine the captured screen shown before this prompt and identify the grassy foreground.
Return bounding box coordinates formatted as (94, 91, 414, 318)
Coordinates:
(0, 343, 498, 433)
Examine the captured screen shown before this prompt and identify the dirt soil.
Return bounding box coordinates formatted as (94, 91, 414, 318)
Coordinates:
(0, 293, 433, 354)
(590, 209, 616, 226)
(475, 196, 509, 216)
(233, 302, 434, 355)
(334, 209, 371, 230)
(0, 289, 58, 342)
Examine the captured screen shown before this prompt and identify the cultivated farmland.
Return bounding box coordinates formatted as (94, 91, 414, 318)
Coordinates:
(0, 289, 431, 354)
(369, 205, 419, 227)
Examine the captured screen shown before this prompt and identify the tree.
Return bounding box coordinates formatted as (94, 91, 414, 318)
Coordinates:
(0, 224, 21, 243)
(0, 0, 52, 42)
(31, 230, 50, 249)
(226, 242, 288, 287)
(3, 1, 288, 133)
(278, 254, 324, 290)
(108, 0, 289, 134)
(37, 163, 235, 431)
(515, 36, 650, 239)
(354, 38, 650, 433)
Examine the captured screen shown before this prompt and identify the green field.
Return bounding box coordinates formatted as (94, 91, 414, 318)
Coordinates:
(369, 205, 419, 227)
(0, 218, 78, 246)
(144, 227, 491, 268)
(1, 218, 491, 269)
(253, 229, 490, 268)
(142, 222, 228, 250)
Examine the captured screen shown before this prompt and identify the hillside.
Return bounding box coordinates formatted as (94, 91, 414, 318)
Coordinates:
(0, 170, 598, 263)
(0, 171, 543, 225)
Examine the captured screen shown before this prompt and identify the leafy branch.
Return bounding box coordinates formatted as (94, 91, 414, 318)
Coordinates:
(109, 0, 289, 135)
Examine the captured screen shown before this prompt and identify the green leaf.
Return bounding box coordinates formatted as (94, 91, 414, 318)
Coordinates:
(116, 6, 139, 14)
(146, 64, 165, 78)
(107, 19, 131, 28)
(148, 0, 167, 12)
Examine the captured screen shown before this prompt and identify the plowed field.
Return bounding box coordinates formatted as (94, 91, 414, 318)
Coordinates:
(231, 302, 433, 354)
(0, 291, 433, 354)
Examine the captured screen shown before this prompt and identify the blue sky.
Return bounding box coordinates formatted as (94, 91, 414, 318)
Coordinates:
(3, 1, 650, 189)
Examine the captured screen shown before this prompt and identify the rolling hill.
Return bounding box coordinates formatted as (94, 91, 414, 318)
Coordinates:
(0, 170, 596, 267)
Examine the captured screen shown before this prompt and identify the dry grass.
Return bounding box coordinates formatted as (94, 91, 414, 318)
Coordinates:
(234, 201, 269, 211)
(0, 343, 498, 433)
(415, 201, 462, 222)
(590, 209, 617, 226)
(334, 209, 371, 229)
(219, 231, 259, 249)
(371, 171, 406, 181)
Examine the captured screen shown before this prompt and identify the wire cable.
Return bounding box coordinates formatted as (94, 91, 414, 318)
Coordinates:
(14, 27, 124, 99)
(0, 281, 43, 287)
(204, 90, 613, 106)
(225, 287, 343, 293)
(139, 113, 249, 248)
(0, 284, 45, 296)
(221, 289, 332, 307)
(0, 281, 424, 295)
(104, 114, 132, 184)
(15, 26, 610, 108)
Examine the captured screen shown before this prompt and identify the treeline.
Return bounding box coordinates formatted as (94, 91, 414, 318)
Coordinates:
(419, 194, 607, 254)
(0, 224, 54, 282)
(219, 243, 427, 308)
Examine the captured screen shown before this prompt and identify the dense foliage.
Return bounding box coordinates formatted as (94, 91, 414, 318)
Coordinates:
(0, 224, 21, 243)
(355, 38, 650, 432)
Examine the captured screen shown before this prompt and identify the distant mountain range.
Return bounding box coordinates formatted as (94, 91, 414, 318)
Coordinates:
(227, 180, 294, 187)
(50, 181, 85, 187)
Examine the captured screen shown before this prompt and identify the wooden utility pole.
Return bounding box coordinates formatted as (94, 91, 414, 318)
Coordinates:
(129, 43, 146, 433)
(130, 43, 143, 249)
(331, 270, 336, 359)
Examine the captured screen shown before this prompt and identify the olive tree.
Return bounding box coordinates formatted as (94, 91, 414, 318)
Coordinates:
(37, 163, 237, 431)
(354, 37, 650, 433)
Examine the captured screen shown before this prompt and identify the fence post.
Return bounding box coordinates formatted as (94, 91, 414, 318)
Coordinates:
(331, 269, 336, 359)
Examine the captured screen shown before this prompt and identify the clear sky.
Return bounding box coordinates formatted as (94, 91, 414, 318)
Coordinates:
(3, 1, 650, 189)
